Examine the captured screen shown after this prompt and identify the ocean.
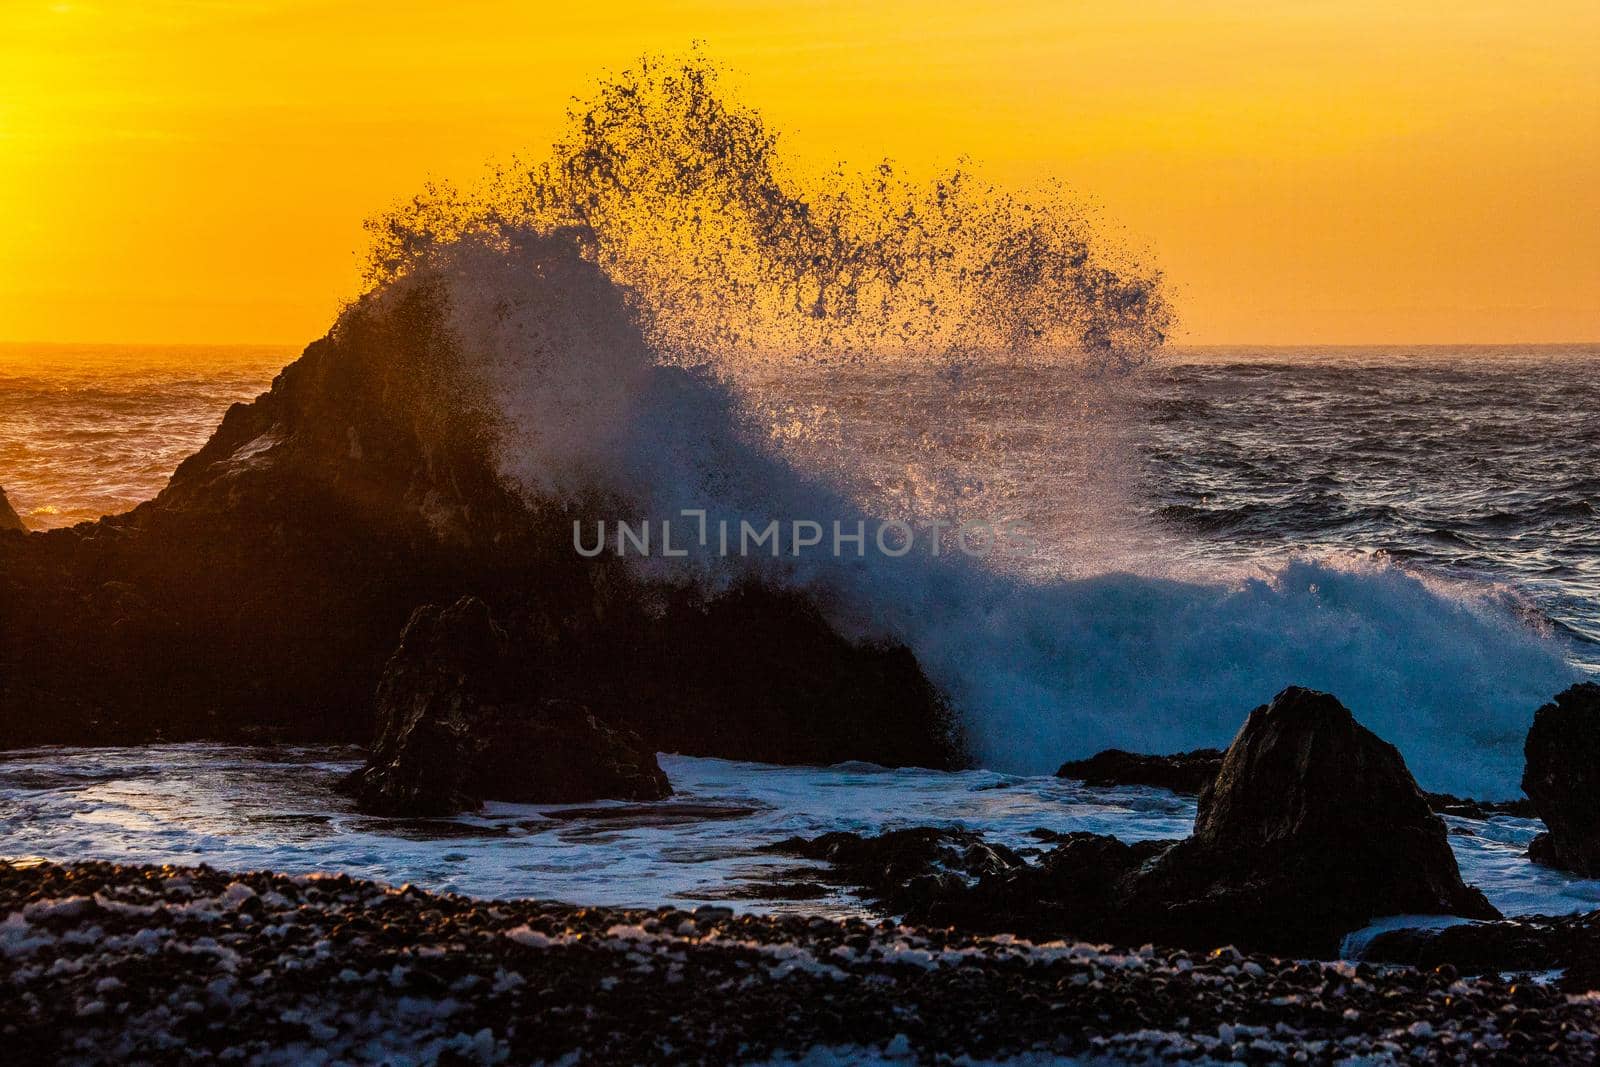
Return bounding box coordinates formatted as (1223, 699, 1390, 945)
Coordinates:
(1, 341, 1597, 924)
(0, 343, 293, 529)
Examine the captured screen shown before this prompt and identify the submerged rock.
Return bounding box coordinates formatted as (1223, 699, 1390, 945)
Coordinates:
(778, 687, 1499, 957)
(343, 597, 670, 815)
(0, 486, 23, 532)
(763, 828, 1028, 917)
(1422, 791, 1538, 820)
(1523, 682, 1600, 876)
(1361, 910, 1600, 992)
(1054, 747, 1223, 794)
(764, 828, 1186, 937)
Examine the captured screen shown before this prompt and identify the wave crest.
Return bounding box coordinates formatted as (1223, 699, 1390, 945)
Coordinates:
(336, 53, 1578, 798)
(362, 51, 1174, 371)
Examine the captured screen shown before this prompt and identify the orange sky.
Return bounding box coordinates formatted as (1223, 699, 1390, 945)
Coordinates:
(2, 1, 1597, 346)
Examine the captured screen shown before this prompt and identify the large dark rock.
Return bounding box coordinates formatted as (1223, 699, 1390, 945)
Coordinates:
(588, 580, 961, 768)
(1124, 687, 1499, 956)
(776, 687, 1499, 958)
(0, 283, 540, 748)
(343, 597, 670, 815)
(1522, 682, 1600, 876)
(0, 487, 23, 533)
(1055, 747, 1223, 795)
(0, 238, 961, 769)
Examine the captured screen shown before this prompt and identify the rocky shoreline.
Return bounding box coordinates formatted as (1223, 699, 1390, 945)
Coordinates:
(4, 859, 1599, 1066)
(797, 686, 1502, 961)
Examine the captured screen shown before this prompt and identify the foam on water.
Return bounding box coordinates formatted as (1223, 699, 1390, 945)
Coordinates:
(0, 746, 1188, 912)
(3, 745, 1596, 928)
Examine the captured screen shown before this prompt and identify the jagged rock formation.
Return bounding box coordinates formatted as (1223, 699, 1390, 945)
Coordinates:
(1120, 687, 1499, 955)
(1523, 682, 1600, 875)
(0, 249, 961, 769)
(771, 687, 1499, 957)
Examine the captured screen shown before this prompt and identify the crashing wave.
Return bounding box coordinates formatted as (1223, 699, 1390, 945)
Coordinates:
(362, 50, 1173, 372)
(332, 54, 1579, 797)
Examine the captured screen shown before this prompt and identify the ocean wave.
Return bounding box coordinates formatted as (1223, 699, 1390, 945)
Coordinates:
(320, 53, 1590, 800)
(362, 240, 1578, 799)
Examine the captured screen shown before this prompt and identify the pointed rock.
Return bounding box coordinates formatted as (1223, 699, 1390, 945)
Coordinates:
(1126, 686, 1499, 955)
(0, 486, 24, 532)
(773, 687, 1499, 958)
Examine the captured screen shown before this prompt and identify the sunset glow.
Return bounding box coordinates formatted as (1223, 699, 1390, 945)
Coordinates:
(1, 1, 1598, 345)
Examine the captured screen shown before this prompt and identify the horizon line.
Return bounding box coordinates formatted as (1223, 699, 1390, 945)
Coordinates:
(3, 338, 1599, 351)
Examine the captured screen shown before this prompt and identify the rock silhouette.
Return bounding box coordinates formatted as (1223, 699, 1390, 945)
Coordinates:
(0, 487, 23, 533)
(1055, 747, 1224, 794)
(1523, 682, 1600, 876)
(344, 597, 671, 815)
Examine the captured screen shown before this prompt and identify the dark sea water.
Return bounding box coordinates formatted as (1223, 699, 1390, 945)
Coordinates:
(1143, 346, 1600, 664)
(749, 345, 1600, 677)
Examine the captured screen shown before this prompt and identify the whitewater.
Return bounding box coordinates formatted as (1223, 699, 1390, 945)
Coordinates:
(334, 54, 1586, 800)
(2, 745, 1598, 927)
(420, 233, 1588, 799)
